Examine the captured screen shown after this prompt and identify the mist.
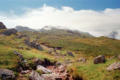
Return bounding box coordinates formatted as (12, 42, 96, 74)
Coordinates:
(0, 5, 120, 39)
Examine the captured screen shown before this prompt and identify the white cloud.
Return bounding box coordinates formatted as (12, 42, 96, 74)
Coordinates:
(0, 5, 120, 38)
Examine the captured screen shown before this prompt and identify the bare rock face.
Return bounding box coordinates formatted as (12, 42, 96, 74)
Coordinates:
(0, 22, 6, 29)
(94, 55, 106, 64)
(0, 69, 15, 80)
(2, 29, 17, 36)
(107, 62, 120, 71)
(29, 71, 44, 80)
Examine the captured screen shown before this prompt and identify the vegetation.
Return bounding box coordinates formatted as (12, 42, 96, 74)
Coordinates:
(0, 29, 120, 80)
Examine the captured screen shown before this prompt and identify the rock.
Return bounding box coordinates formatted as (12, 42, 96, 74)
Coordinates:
(56, 62, 62, 66)
(14, 51, 30, 72)
(21, 70, 30, 74)
(37, 65, 52, 74)
(24, 40, 43, 51)
(29, 71, 44, 80)
(94, 55, 106, 64)
(14, 51, 24, 61)
(0, 69, 15, 80)
(67, 52, 74, 57)
(0, 22, 6, 29)
(2, 29, 17, 36)
(17, 34, 27, 39)
(58, 65, 67, 73)
(41, 73, 61, 80)
(107, 62, 120, 71)
(77, 58, 86, 63)
(118, 55, 120, 60)
(37, 58, 56, 67)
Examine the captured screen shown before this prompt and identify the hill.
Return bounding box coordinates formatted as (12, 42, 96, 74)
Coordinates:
(0, 22, 120, 80)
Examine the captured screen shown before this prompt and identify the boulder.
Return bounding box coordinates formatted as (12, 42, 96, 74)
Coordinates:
(37, 65, 52, 74)
(2, 29, 17, 36)
(0, 69, 15, 80)
(0, 22, 6, 29)
(107, 62, 120, 71)
(29, 71, 44, 80)
(67, 52, 74, 57)
(94, 55, 106, 64)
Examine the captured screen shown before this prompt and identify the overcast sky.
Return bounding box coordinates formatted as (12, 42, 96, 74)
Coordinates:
(0, 0, 120, 39)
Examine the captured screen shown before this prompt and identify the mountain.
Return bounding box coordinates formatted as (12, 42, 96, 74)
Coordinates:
(16, 26, 94, 38)
(15, 26, 36, 32)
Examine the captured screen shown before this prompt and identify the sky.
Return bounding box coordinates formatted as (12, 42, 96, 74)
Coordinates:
(0, 0, 120, 38)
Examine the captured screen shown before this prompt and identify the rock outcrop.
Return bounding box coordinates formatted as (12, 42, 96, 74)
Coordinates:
(2, 29, 17, 36)
(0, 69, 15, 80)
(0, 22, 6, 29)
(29, 71, 44, 80)
(94, 55, 106, 64)
(14, 51, 30, 72)
(37, 65, 52, 74)
(24, 40, 43, 50)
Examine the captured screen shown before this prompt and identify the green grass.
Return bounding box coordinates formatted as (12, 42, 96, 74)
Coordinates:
(68, 58, 120, 80)
(1, 32, 120, 80)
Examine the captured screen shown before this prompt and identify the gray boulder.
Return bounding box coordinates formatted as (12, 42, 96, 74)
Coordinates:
(107, 62, 120, 71)
(37, 65, 52, 74)
(94, 55, 106, 64)
(0, 22, 6, 29)
(29, 71, 44, 80)
(0, 69, 15, 80)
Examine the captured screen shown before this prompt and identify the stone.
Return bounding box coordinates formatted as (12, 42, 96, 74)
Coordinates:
(2, 29, 17, 36)
(67, 52, 74, 57)
(37, 65, 52, 74)
(107, 62, 120, 71)
(41, 73, 60, 80)
(24, 40, 43, 51)
(14, 51, 24, 61)
(0, 69, 15, 80)
(29, 71, 44, 80)
(21, 70, 30, 74)
(0, 22, 6, 29)
(94, 55, 106, 64)
(77, 58, 86, 63)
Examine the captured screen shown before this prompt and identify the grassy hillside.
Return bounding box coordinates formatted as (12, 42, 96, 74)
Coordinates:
(0, 30, 120, 80)
(21, 31, 120, 56)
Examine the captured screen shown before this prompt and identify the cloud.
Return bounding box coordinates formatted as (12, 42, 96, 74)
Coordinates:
(0, 5, 120, 38)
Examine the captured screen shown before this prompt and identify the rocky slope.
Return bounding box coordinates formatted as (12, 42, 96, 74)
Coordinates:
(1, 22, 120, 80)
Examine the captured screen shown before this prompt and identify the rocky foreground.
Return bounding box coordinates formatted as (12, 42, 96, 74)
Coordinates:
(0, 51, 83, 80)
